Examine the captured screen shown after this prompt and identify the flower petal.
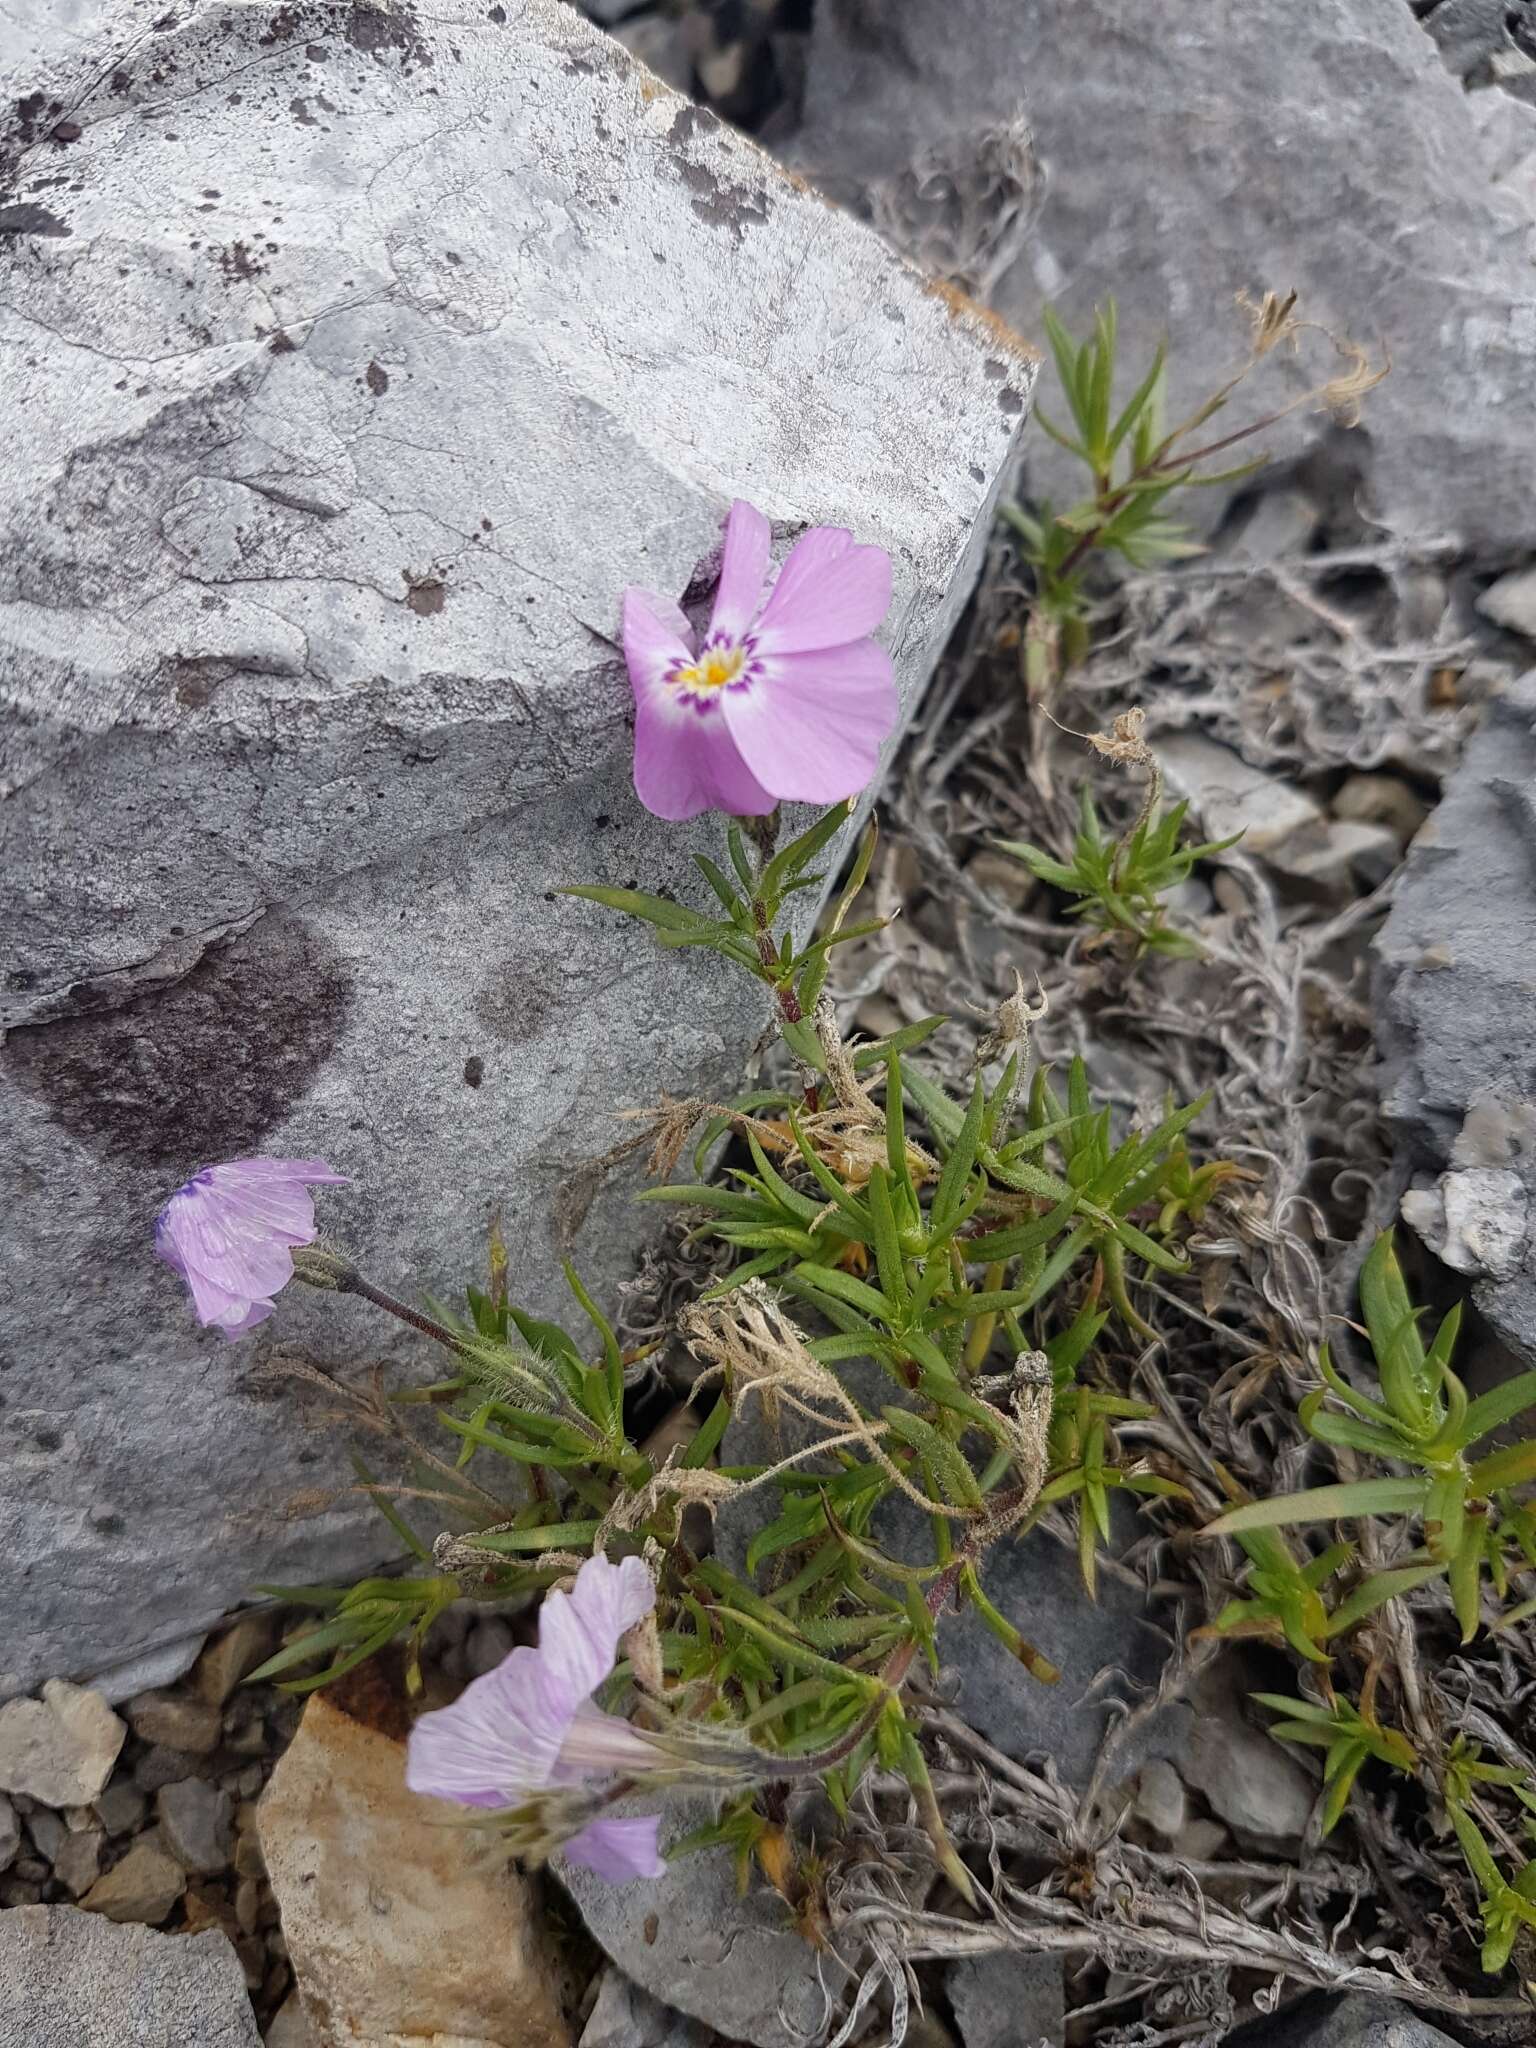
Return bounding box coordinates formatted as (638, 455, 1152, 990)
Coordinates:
(405, 1643, 576, 1807)
(540, 1555, 657, 1706)
(622, 587, 695, 695)
(753, 526, 892, 655)
(708, 499, 771, 644)
(722, 638, 897, 804)
(562, 1814, 666, 1883)
(555, 1699, 667, 1778)
(632, 691, 777, 822)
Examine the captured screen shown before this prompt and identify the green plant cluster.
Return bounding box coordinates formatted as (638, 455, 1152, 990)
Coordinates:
(1206, 1234, 1536, 1970)
(254, 807, 1536, 1977)
(252, 808, 1230, 1893)
(996, 781, 1238, 958)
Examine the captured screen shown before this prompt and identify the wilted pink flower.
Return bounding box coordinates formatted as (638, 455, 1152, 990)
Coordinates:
(406, 1553, 667, 1883)
(155, 1158, 348, 1339)
(624, 498, 896, 821)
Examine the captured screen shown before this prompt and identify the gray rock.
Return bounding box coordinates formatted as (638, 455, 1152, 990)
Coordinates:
(1377, 677, 1536, 1365)
(93, 1780, 148, 1838)
(80, 1833, 187, 1924)
(717, 1369, 1184, 1789)
(193, 1613, 280, 1710)
(157, 1778, 235, 1874)
(52, 1828, 105, 1899)
(89, 1633, 208, 1709)
(580, 1965, 719, 2048)
(1416, 0, 1536, 102)
(1131, 1758, 1187, 1841)
(127, 1693, 223, 1756)
(558, 1795, 841, 2048)
(134, 1743, 216, 1794)
(1401, 1167, 1529, 1281)
(0, 1791, 19, 1872)
(1187, 1702, 1315, 1848)
(0, 1902, 261, 2046)
(1269, 818, 1402, 900)
(0, 1682, 127, 1807)
(1226, 1989, 1461, 2047)
(948, 1951, 1065, 2048)
(1156, 734, 1323, 855)
(0, 0, 1029, 1703)
(24, 1805, 66, 1862)
(792, 0, 1536, 549)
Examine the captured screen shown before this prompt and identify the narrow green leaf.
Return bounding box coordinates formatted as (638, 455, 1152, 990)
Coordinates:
(1204, 1478, 1428, 1535)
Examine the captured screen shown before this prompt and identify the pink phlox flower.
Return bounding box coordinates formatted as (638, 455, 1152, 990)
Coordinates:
(155, 1157, 349, 1338)
(624, 497, 896, 821)
(406, 1553, 668, 1883)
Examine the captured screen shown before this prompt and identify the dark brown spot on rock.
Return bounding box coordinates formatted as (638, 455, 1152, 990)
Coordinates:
(462, 1054, 484, 1088)
(673, 159, 769, 241)
(474, 956, 557, 1044)
(669, 105, 720, 145)
(487, 3, 506, 19)
(2, 917, 352, 1169)
(998, 385, 1024, 415)
(403, 570, 445, 616)
(365, 359, 389, 396)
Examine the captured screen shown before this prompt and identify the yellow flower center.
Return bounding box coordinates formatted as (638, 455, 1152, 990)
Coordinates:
(676, 642, 747, 695)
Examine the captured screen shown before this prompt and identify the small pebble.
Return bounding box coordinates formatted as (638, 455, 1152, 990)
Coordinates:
(54, 1827, 105, 1897)
(1132, 1758, 1188, 1841)
(127, 1692, 222, 1755)
(236, 1873, 261, 1934)
(134, 1744, 213, 1793)
(81, 1833, 186, 1924)
(25, 1806, 66, 1862)
(94, 1780, 148, 1835)
(157, 1778, 234, 1874)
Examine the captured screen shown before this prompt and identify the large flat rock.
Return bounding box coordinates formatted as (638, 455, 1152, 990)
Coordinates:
(0, 0, 1032, 1697)
(1376, 676, 1536, 1365)
(790, 0, 1536, 548)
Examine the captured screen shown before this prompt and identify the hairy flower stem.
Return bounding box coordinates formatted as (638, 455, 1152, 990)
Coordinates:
(338, 1268, 473, 1356)
(752, 896, 822, 1112)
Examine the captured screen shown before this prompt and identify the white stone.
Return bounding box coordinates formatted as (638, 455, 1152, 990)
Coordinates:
(1156, 734, 1323, 853)
(1478, 565, 1536, 639)
(259, 1693, 570, 2048)
(1188, 1707, 1315, 1847)
(1132, 1757, 1187, 1841)
(1402, 1167, 1529, 1281)
(0, 0, 1030, 1701)
(0, 1683, 127, 1808)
